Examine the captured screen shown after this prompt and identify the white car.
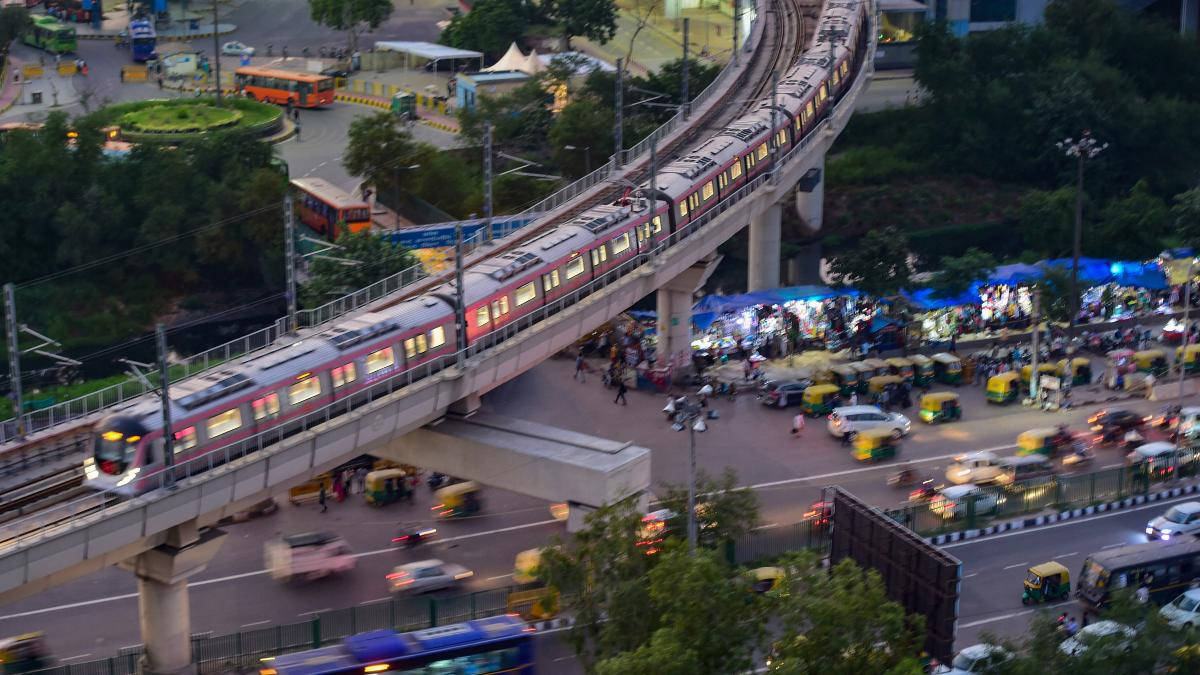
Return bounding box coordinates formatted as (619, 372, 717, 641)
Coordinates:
(387, 558, 473, 594)
(827, 405, 911, 440)
(1146, 501, 1200, 541)
(929, 484, 1002, 519)
(221, 40, 255, 56)
(945, 451, 1002, 485)
(1161, 588, 1200, 629)
(1058, 620, 1136, 656)
(1177, 406, 1200, 439)
(936, 644, 1010, 674)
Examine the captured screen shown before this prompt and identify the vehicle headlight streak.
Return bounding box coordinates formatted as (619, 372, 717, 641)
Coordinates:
(116, 467, 141, 487)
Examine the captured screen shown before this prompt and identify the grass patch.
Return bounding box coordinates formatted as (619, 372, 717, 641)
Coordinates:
(85, 97, 281, 140)
(826, 145, 923, 186)
(121, 104, 242, 133)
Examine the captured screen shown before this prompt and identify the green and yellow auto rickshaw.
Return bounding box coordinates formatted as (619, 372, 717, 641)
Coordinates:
(862, 358, 891, 379)
(1177, 344, 1200, 373)
(1020, 363, 1059, 389)
(1022, 561, 1070, 605)
(986, 371, 1020, 404)
(365, 468, 412, 506)
(848, 362, 875, 393)
(1016, 427, 1074, 457)
(1056, 357, 1093, 386)
(801, 383, 842, 416)
(919, 392, 962, 424)
(931, 353, 962, 385)
(1135, 349, 1169, 376)
(886, 356, 915, 385)
(828, 365, 858, 397)
(751, 566, 786, 595)
(910, 354, 934, 387)
(852, 427, 900, 462)
(432, 481, 483, 519)
(867, 374, 904, 404)
(0, 633, 51, 674)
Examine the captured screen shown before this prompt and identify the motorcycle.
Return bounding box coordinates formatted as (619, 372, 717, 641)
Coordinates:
(887, 468, 920, 488)
(908, 479, 938, 504)
(427, 472, 449, 490)
(393, 523, 437, 548)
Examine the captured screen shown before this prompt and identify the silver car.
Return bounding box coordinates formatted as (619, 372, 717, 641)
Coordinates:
(1146, 501, 1200, 541)
(826, 405, 911, 439)
(387, 558, 473, 594)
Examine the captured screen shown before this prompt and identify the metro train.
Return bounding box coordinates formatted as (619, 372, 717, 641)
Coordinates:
(85, 0, 871, 496)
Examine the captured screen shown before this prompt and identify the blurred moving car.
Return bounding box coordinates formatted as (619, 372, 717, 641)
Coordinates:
(1160, 588, 1200, 629)
(946, 451, 1002, 485)
(264, 532, 355, 582)
(1089, 409, 1144, 443)
(221, 40, 255, 56)
(1146, 502, 1200, 541)
(759, 379, 813, 408)
(1058, 621, 1136, 657)
(827, 405, 911, 439)
(392, 523, 437, 548)
(387, 559, 473, 594)
(929, 484, 1001, 518)
(935, 644, 1011, 674)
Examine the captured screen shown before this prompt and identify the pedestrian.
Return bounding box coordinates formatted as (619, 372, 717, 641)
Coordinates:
(294, 122, 301, 141)
(292, 107, 300, 123)
(614, 378, 628, 405)
(792, 412, 805, 436)
(848, 391, 858, 407)
(156, 74, 163, 88)
(743, 358, 752, 381)
(1144, 371, 1156, 399)
(1065, 616, 1079, 636)
(318, 482, 327, 512)
(1136, 583, 1150, 604)
(574, 350, 586, 382)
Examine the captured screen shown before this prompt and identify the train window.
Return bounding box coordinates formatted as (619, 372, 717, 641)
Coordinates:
(491, 296, 509, 318)
(690, 193, 701, 210)
(415, 333, 428, 353)
(206, 409, 243, 439)
(365, 347, 396, 374)
(612, 233, 632, 255)
(404, 337, 418, 359)
(819, 84, 828, 102)
(288, 376, 322, 405)
(565, 256, 586, 279)
(678, 200, 689, 218)
(745, 153, 755, 169)
(429, 326, 446, 349)
(543, 269, 561, 292)
(651, 216, 663, 233)
(718, 173, 728, 189)
(805, 101, 814, 118)
(174, 427, 198, 451)
(475, 306, 491, 327)
(252, 393, 280, 421)
(516, 282, 537, 306)
(776, 130, 787, 146)
(701, 182, 715, 201)
(731, 162, 742, 180)
(590, 246, 608, 266)
(832, 70, 840, 86)
(332, 362, 357, 388)
(756, 143, 768, 160)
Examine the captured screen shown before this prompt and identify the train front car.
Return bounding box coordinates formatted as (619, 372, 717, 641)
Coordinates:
(84, 410, 156, 495)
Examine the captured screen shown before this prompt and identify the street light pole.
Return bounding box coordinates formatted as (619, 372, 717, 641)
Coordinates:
(681, 18, 690, 120)
(1178, 259, 1196, 396)
(732, 0, 739, 66)
(212, 0, 221, 105)
(663, 387, 712, 554)
(284, 194, 298, 334)
(614, 58, 624, 168)
(4, 284, 22, 440)
(1057, 130, 1107, 333)
(483, 122, 493, 244)
(1030, 289, 1041, 404)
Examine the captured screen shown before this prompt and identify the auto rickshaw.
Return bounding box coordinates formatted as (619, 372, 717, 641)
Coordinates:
(827, 365, 858, 397)
(1021, 561, 1070, 604)
(986, 371, 1020, 404)
(513, 548, 543, 584)
(1135, 349, 1169, 376)
(886, 357, 915, 384)
(910, 354, 934, 387)
(848, 362, 875, 393)
(931, 353, 962, 385)
(852, 427, 900, 462)
(0, 633, 51, 674)
(867, 374, 904, 404)
(1056, 357, 1093, 386)
(862, 358, 891, 379)
(1020, 363, 1059, 388)
(919, 392, 962, 424)
(432, 481, 482, 518)
(1016, 427, 1074, 457)
(1177, 344, 1200, 373)
(801, 383, 841, 416)
(365, 468, 411, 506)
(751, 566, 785, 595)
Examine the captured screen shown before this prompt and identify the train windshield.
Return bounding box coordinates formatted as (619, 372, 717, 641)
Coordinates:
(95, 430, 133, 474)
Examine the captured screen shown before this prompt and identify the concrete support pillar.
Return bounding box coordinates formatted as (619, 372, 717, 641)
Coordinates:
(448, 391, 481, 417)
(120, 526, 226, 675)
(747, 203, 782, 292)
(1183, 0, 1199, 35)
(794, 154, 825, 235)
(655, 253, 721, 373)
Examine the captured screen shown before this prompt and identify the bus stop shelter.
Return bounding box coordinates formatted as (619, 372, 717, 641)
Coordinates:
(373, 41, 484, 71)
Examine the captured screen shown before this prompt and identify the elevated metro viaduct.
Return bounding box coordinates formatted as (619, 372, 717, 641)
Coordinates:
(0, 2, 877, 672)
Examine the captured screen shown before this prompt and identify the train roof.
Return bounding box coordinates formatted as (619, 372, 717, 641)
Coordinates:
(512, 224, 596, 261)
(718, 111, 771, 143)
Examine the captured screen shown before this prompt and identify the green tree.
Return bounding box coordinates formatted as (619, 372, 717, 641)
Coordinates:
(1093, 179, 1169, 259)
(926, 248, 997, 300)
(594, 546, 766, 675)
(547, 0, 618, 50)
(0, 5, 31, 54)
(457, 78, 554, 152)
(658, 468, 759, 547)
(1171, 186, 1200, 249)
(439, 0, 528, 58)
(341, 112, 423, 196)
(1016, 188, 1075, 258)
(300, 230, 418, 306)
(827, 227, 912, 297)
(548, 97, 615, 178)
(1034, 264, 1074, 324)
(768, 553, 925, 675)
(307, 0, 393, 52)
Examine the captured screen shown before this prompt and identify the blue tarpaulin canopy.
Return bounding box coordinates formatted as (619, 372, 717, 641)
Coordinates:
(691, 285, 848, 329)
(902, 286, 982, 311)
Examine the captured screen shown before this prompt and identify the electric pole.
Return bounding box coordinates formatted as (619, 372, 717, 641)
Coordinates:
(732, 0, 739, 66)
(1030, 290, 1041, 404)
(614, 58, 624, 168)
(681, 18, 690, 119)
(284, 194, 298, 334)
(156, 324, 175, 482)
(484, 122, 493, 245)
(4, 284, 22, 440)
(212, 0, 222, 105)
(770, 70, 779, 176)
(454, 222, 466, 363)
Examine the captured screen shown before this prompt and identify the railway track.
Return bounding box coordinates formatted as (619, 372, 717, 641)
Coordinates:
(0, 469, 85, 523)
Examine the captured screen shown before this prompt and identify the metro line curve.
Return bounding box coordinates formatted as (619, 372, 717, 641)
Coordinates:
(81, 1, 873, 499)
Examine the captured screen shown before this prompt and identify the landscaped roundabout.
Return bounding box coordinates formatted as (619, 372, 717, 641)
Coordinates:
(90, 97, 283, 143)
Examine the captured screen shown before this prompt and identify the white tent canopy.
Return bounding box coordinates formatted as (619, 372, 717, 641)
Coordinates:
(484, 43, 527, 72)
(374, 41, 484, 69)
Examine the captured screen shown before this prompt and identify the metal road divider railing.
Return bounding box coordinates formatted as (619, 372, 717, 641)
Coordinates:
(27, 585, 533, 675)
(0, 2, 769, 447)
(0, 6, 873, 547)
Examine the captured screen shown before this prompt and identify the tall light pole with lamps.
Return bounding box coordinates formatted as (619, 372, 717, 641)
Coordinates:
(563, 145, 591, 175)
(1178, 257, 1197, 396)
(1056, 130, 1107, 331)
(392, 164, 421, 229)
(662, 385, 714, 553)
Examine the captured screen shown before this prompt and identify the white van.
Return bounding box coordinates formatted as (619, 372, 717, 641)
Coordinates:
(946, 451, 1002, 485)
(264, 532, 356, 582)
(994, 455, 1054, 486)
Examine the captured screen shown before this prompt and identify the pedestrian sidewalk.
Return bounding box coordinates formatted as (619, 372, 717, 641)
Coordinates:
(334, 81, 461, 134)
(73, 2, 235, 41)
(0, 58, 22, 116)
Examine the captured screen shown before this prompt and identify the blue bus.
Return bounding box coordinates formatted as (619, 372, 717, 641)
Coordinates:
(128, 18, 156, 62)
(262, 615, 535, 675)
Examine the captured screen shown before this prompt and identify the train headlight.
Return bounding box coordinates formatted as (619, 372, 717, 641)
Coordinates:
(83, 457, 99, 480)
(116, 467, 141, 487)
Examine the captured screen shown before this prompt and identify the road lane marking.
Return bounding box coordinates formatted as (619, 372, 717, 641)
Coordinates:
(1002, 562, 1029, 570)
(1055, 552, 1079, 559)
(745, 446, 1017, 491)
(553, 656, 577, 662)
(299, 608, 331, 616)
(1101, 463, 1122, 469)
(240, 621, 270, 628)
(0, 519, 561, 623)
(959, 600, 1074, 629)
(362, 597, 391, 605)
(1102, 542, 1127, 549)
(60, 654, 92, 662)
(963, 573, 978, 579)
(941, 493, 1200, 549)
(487, 574, 514, 582)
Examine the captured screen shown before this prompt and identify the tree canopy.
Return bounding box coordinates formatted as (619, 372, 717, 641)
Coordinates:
(307, 0, 393, 51)
(547, 0, 619, 49)
(300, 229, 417, 306)
(826, 227, 913, 297)
(926, 248, 997, 300)
(439, 0, 531, 58)
(0, 5, 31, 54)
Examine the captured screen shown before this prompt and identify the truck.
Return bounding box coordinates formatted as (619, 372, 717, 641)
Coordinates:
(264, 532, 356, 583)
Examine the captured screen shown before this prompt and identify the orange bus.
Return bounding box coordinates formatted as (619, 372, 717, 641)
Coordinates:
(291, 177, 372, 239)
(234, 67, 335, 108)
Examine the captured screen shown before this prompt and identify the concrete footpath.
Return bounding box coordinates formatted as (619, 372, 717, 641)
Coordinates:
(0, 59, 20, 116)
